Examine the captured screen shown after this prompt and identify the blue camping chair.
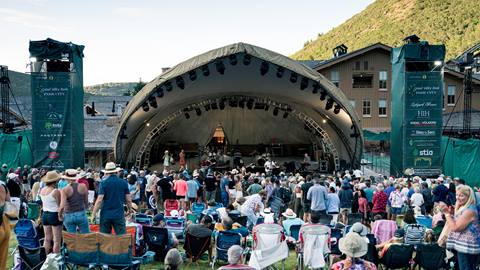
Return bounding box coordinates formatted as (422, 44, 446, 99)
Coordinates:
(15, 219, 41, 249)
(416, 215, 433, 229)
(290, 224, 302, 242)
(62, 232, 98, 269)
(211, 231, 243, 269)
(165, 217, 186, 239)
(134, 213, 153, 226)
(142, 226, 169, 261)
(192, 202, 206, 216)
(98, 233, 141, 270)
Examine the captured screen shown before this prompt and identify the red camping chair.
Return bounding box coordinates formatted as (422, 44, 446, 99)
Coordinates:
(164, 199, 180, 216)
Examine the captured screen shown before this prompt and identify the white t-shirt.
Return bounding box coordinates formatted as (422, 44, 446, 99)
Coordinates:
(410, 193, 424, 207)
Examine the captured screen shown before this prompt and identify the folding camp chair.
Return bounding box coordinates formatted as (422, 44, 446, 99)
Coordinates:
(415, 215, 433, 229)
(27, 203, 41, 221)
(192, 202, 206, 216)
(380, 244, 414, 270)
(347, 213, 363, 225)
(164, 217, 186, 239)
(329, 228, 343, 255)
(98, 233, 141, 270)
(187, 213, 198, 224)
(249, 223, 288, 270)
(18, 246, 46, 270)
(296, 224, 330, 270)
(414, 244, 448, 270)
(142, 226, 170, 261)
(62, 232, 98, 269)
(164, 199, 180, 216)
(184, 232, 211, 264)
(318, 214, 333, 226)
(362, 243, 379, 266)
(211, 231, 243, 269)
(289, 224, 302, 242)
(134, 213, 153, 226)
(371, 219, 397, 244)
(15, 219, 41, 249)
(404, 223, 426, 245)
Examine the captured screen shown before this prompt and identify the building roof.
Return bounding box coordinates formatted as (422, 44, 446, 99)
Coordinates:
(312, 43, 392, 70)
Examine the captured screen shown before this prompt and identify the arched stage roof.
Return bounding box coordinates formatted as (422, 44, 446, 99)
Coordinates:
(115, 43, 363, 169)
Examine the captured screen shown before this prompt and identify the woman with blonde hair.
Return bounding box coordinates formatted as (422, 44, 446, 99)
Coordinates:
(439, 185, 480, 270)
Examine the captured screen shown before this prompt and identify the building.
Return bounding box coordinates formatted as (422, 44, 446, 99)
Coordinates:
(310, 43, 480, 144)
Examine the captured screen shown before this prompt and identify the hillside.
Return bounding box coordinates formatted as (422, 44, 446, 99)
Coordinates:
(8, 70, 30, 97)
(292, 0, 480, 61)
(84, 82, 136, 96)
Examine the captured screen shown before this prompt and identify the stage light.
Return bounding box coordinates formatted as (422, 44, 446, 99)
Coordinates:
(195, 107, 201, 116)
(211, 101, 218, 110)
(142, 103, 149, 112)
(290, 72, 298, 83)
(185, 112, 190, 119)
(189, 70, 197, 81)
(229, 55, 238, 65)
(216, 60, 225, 75)
(146, 123, 150, 127)
(243, 54, 252, 65)
(202, 65, 210, 76)
(283, 111, 289, 119)
(247, 99, 254, 110)
(175, 76, 185, 89)
(300, 77, 309, 90)
(165, 81, 173, 92)
(239, 99, 245, 108)
(276, 67, 284, 78)
(325, 98, 334, 110)
(204, 104, 211, 111)
(333, 104, 341, 114)
(260, 61, 269, 76)
(320, 91, 327, 101)
(322, 119, 327, 124)
(219, 99, 225, 110)
(155, 86, 164, 98)
(273, 107, 279, 116)
(312, 82, 320, 93)
(148, 97, 158, 108)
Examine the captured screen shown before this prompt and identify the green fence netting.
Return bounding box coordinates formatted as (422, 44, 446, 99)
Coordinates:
(0, 130, 33, 168)
(363, 130, 390, 141)
(441, 136, 480, 187)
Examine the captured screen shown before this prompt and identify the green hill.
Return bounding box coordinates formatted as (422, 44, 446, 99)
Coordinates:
(8, 70, 30, 97)
(84, 82, 137, 96)
(292, 0, 480, 60)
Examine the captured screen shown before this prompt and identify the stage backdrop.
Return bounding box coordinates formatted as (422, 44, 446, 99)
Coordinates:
(390, 41, 445, 177)
(29, 39, 84, 170)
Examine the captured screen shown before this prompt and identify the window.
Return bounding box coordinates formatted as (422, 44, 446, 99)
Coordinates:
(364, 61, 369, 70)
(350, 99, 356, 108)
(447, 85, 455, 105)
(363, 99, 371, 116)
(330, 71, 339, 87)
(379, 71, 387, 90)
(355, 61, 360, 70)
(379, 99, 387, 117)
(352, 73, 373, 88)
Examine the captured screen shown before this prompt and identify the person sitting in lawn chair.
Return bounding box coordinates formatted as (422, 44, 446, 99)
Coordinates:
(218, 245, 255, 270)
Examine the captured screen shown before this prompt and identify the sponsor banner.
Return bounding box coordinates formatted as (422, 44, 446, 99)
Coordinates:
(403, 72, 443, 176)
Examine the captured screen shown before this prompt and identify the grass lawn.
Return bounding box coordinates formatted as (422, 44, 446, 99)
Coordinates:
(7, 234, 299, 270)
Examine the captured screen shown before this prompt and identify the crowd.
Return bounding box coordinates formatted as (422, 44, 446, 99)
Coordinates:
(1, 159, 480, 270)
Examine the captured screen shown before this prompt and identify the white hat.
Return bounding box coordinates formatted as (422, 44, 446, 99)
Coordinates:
(102, 162, 120, 173)
(62, 169, 79, 181)
(263, 208, 272, 214)
(339, 232, 368, 258)
(170, 210, 179, 217)
(281, 208, 297, 219)
(351, 222, 368, 236)
(7, 173, 18, 180)
(193, 170, 200, 177)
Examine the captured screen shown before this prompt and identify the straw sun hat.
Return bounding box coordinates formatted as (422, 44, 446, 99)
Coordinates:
(339, 232, 368, 258)
(63, 169, 79, 181)
(42, 171, 62, 184)
(102, 162, 120, 174)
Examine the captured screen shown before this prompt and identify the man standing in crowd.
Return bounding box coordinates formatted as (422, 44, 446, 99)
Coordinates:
(307, 178, 328, 215)
(91, 162, 133, 235)
(301, 175, 313, 222)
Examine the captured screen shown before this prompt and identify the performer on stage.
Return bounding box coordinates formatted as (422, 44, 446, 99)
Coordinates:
(163, 150, 173, 170)
(178, 149, 186, 170)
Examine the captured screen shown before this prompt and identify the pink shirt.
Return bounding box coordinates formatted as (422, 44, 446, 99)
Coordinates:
(174, 180, 187, 196)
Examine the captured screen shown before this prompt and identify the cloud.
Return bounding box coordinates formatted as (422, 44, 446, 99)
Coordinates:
(113, 7, 149, 18)
(0, 8, 67, 32)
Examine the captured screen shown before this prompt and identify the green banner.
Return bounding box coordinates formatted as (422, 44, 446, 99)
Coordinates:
(403, 72, 443, 176)
(31, 73, 73, 170)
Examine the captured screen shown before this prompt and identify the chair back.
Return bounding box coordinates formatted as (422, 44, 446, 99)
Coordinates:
(233, 215, 248, 227)
(299, 224, 330, 269)
(329, 228, 343, 255)
(289, 224, 302, 241)
(414, 244, 447, 270)
(252, 223, 285, 250)
(134, 213, 153, 225)
(142, 226, 169, 260)
(184, 232, 211, 262)
(98, 233, 133, 266)
(192, 202, 205, 215)
(362, 243, 379, 265)
(215, 231, 242, 262)
(186, 213, 198, 223)
(164, 199, 180, 216)
(371, 219, 397, 244)
(165, 217, 186, 238)
(415, 216, 433, 229)
(18, 246, 46, 270)
(405, 224, 426, 245)
(319, 214, 333, 226)
(62, 232, 98, 265)
(347, 213, 363, 225)
(14, 219, 40, 249)
(26, 203, 40, 221)
(381, 244, 414, 269)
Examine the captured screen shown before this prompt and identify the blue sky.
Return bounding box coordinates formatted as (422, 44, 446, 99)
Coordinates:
(1, 0, 374, 85)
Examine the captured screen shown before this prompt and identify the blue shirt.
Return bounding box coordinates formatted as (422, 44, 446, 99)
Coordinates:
(282, 218, 304, 236)
(307, 184, 328, 211)
(385, 186, 395, 205)
(364, 187, 374, 203)
(186, 179, 199, 198)
(99, 175, 130, 219)
(326, 193, 340, 214)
